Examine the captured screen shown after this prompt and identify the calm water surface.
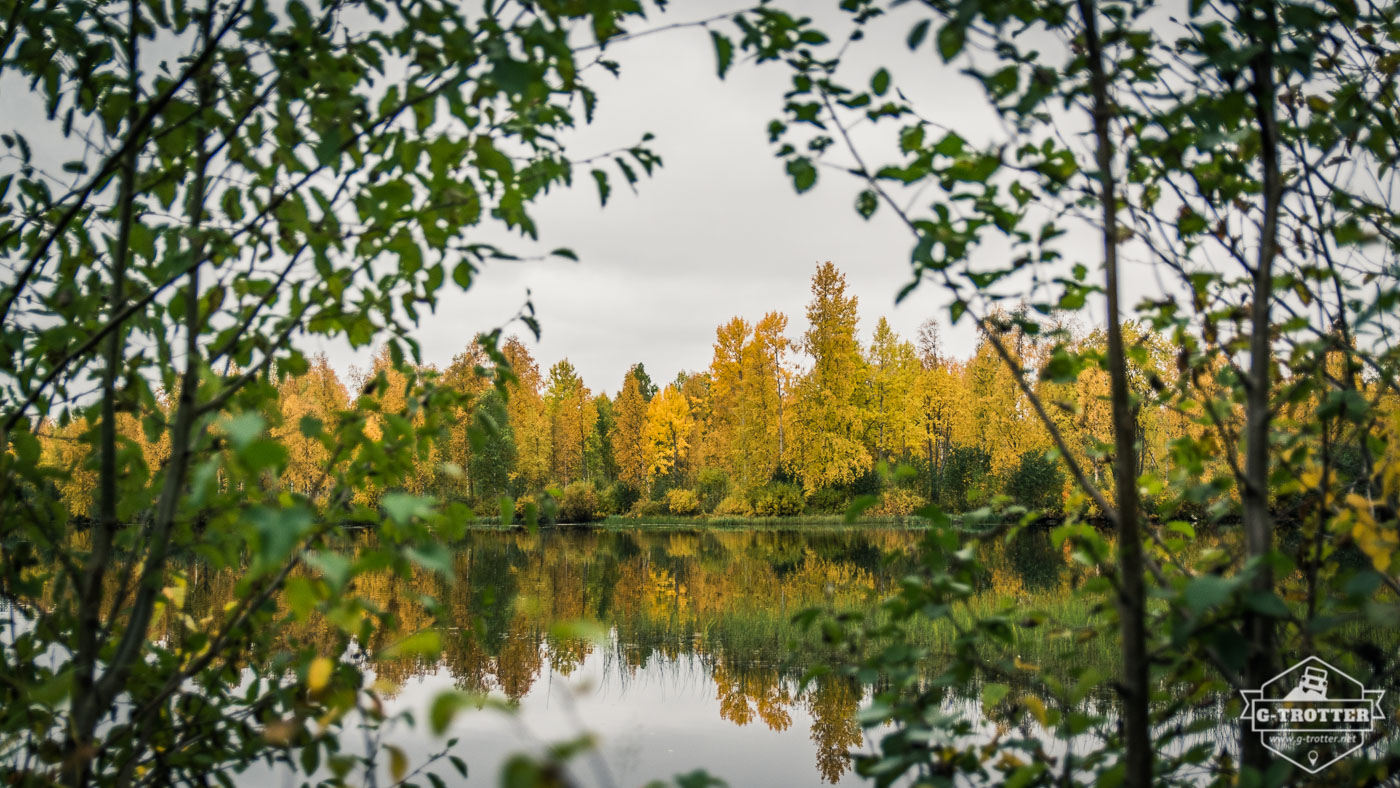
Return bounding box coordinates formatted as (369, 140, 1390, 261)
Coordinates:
(254, 527, 932, 787)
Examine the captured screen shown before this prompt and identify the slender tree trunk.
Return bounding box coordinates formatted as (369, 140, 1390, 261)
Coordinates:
(68, 1, 140, 780)
(1077, 0, 1152, 783)
(1241, 0, 1281, 773)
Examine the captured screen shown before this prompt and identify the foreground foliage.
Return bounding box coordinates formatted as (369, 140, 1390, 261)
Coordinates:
(0, 0, 669, 783)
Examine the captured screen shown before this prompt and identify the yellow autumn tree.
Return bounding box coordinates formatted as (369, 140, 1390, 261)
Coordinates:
(702, 313, 793, 491)
(546, 359, 597, 484)
(38, 416, 97, 517)
(914, 321, 966, 498)
(612, 365, 651, 491)
(786, 262, 871, 492)
(502, 337, 552, 492)
(351, 346, 438, 498)
(273, 353, 349, 501)
(960, 318, 1047, 477)
(441, 342, 492, 497)
(704, 317, 750, 480)
(676, 371, 711, 485)
(645, 384, 694, 481)
(864, 317, 921, 464)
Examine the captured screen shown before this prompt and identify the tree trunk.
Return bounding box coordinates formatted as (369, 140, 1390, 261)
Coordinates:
(1241, 0, 1282, 773)
(67, 2, 140, 780)
(1077, 0, 1152, 782)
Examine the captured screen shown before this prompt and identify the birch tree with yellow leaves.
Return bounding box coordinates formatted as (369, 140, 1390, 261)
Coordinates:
(786, 263, 871, 492)
(546, 359, 596, 485)
(613, 366, 652, 492)
(863, 317, 921, 465)
(645, 384, 694, 482)
(502, 337, 552, 493)
(273, 354, 349, 502)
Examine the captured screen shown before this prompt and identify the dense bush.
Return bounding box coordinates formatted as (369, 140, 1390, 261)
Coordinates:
(753, 482, 804, 517)
(939, 446, 992, 511)
(713, 494, 754, 517)
(869, 487, 926, 517)
(665, 488, 701, 516)
(1005, 450, 1065, 516)
(806, 486, 848, 514)
(601, 481, 640, 516)
(559, 482, 602, 523)
(848, 468, 883, 498)
(696, 468, 730, 512)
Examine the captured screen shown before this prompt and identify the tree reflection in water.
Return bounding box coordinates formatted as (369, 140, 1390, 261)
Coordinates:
(143, 526, 1093, 784)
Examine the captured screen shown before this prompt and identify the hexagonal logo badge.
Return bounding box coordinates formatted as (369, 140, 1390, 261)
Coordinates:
(1240, 656, 1385, 773)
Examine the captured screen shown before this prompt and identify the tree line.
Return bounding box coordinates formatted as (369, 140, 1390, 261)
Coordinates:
(41, 259, 1372, 528)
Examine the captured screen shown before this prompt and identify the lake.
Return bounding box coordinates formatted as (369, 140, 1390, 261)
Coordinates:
(230, 526, 947, 786)
(182, 525, 1333, 786)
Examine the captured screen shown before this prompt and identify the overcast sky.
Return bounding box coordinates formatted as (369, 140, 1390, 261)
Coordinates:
(4, 1, 1134, 398)
(307, 4, 1010, 395)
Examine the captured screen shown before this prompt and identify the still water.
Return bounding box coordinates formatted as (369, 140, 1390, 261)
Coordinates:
(253, 527, 937, 787)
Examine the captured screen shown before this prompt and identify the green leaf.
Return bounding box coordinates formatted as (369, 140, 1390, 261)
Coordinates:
(591, 169, 610, 206)
(429, 690, 477, 735)
(1244, 591, 1291, 619)
(711, 32, 734, 79)
(1183, 574, 1237, 614)
(981, 682, 1011, 709)
(249, 505, 314, 565)
(307, 551, 352, 590)
(453, 261, 473, 290)
(937, 23, 966, 62)
(472, 136, 513, 180)
(856, 189, 878, 219)
(298, 416, 323, 438)
(870, 68, 890, 96)
(30, 668, 73, 707)
(378, 629, 441, 660)
(285, 576, 319, 620)
(844, 494, 877, 523)
(406, 543, 454, 579)
(382, 493, 435, 525)
(785, 157, 817, 193)
(224, 412, 266, 449)
(907, 19, 931, 50)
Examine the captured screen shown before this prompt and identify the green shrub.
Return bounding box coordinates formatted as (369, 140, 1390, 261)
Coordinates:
(713, 494, 753, 517)
(600, 481, 640, 515)
(1005, 450, 1064, 515)
(848, 468, 883, 498)
(665, 488, 701, 516)
(696, 468, 729, 512)
(806, 486, 847, 514)
(940, 446, 992, 511)
(559, 482, 601, 523)
(753, 482, 804, 517)
(869, 487, 926, 517)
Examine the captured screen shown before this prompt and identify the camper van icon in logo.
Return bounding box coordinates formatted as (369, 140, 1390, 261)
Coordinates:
(1240, 656, 1386, 773)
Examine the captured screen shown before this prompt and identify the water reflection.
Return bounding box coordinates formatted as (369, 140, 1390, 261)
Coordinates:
(431, 528, 902, 784)
(42, 526, 1400, 785)
(217, 527, 925, 785)
(167, 526, 1208, 785)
